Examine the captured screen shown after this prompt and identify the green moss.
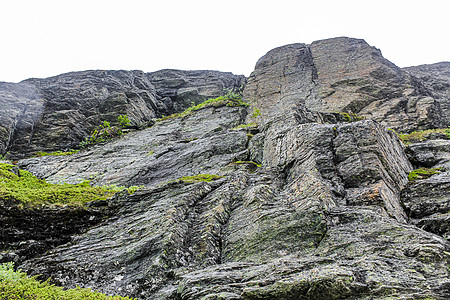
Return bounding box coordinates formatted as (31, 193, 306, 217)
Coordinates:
(232, 161, 262, 168)
(336, 112, 365, 122)
(408, 167, 443, 182)
(157, 91, 248, 122)
(33, 150, 79, 157)
(169, 174, 223, 184)
(232, 122, 258, 130)
(0, 163, 121, 208)
(399, 128, 449, 145)
(0, 262, 134, 299)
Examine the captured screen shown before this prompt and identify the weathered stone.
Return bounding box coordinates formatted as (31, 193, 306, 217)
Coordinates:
(0, 69, 245, 158)
(3, 37, 450, 300)
(403, 62, 450, 127)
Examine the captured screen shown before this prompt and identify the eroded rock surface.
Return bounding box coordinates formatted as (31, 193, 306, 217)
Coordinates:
(0, 70, 244, 158)
(3, 37, 450, 300)
(404, 62, 450, 127)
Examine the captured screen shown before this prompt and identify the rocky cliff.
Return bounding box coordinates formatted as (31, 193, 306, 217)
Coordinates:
(1, 37, 450, 300)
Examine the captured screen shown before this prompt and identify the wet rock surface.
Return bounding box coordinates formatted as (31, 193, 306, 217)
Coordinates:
(1, 37, 450, 299)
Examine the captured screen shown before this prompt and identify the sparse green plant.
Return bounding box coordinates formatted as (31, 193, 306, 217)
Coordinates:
(0, 262, 134, 299)
(251, 108, 261, 119)
(126, 185, 144, 195)
(79, 120, 122, 148)
(118, 115, 131, 128)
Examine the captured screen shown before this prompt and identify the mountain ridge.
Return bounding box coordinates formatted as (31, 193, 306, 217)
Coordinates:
(1, 36, 450, 300)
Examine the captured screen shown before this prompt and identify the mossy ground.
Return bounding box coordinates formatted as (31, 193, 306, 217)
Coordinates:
(0, 163, 122, 208)
(0, 262, 134, 300)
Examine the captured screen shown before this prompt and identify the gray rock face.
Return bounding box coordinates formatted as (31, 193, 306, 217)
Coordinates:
(19, 105, 249, 187)
(403, 62, 450, 127)
(0, 69, 245, 158)
(4, 37, 450, 300)
(148, 69, 246, 113)
(244, 37, 443, 132)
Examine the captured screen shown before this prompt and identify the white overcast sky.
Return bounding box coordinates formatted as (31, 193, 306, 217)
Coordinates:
(0, 0, 449, 83)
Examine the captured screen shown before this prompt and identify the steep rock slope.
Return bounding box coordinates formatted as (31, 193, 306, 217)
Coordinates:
(14, 37, 450, 300)
(0, 70, 244, 158)
(245, 37, 443, 132)
(403, 62, 450, 127)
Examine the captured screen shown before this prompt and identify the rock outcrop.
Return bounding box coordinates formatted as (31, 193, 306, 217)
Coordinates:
(245, 37, 444, 132)
(0, 70, 245, 158)
(403, 62, 450, 127)
(1, 37, 450, 299)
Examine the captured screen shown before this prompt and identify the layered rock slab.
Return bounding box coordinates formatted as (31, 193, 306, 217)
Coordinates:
(244, 37, 443, 132)
(0, 69, 244, 158)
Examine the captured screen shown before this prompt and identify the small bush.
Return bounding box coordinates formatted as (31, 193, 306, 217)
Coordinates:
(0, 262, 134, 299)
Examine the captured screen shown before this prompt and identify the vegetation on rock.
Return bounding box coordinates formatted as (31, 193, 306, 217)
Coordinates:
(157, 90, 248, 122)
(336, 112, 366, 122)
(79, 115, 132, 149)
(0, 262, 134, 300)
(407, 167, 443, 181)
(399, 128, 450, 144)
(33, 150, 79, 158)
(0, 163, 121, 208)
(169, 174, 223, 183)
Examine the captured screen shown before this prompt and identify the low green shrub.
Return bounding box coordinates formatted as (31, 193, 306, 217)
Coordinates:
(408, 167, 442, 182)
(0, 163, 121, 208)
(0, 262, 134, 299)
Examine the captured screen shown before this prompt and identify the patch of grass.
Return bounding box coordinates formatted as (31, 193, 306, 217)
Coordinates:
(169, 174, 224, 184)
(0, 163, 122, 208)
(33, 150, 79, 158)
(0, 262, 134, 300)
(399, 128, 449, 145)
(157, 90, 248, 122)
(408, 167, 443, 182)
